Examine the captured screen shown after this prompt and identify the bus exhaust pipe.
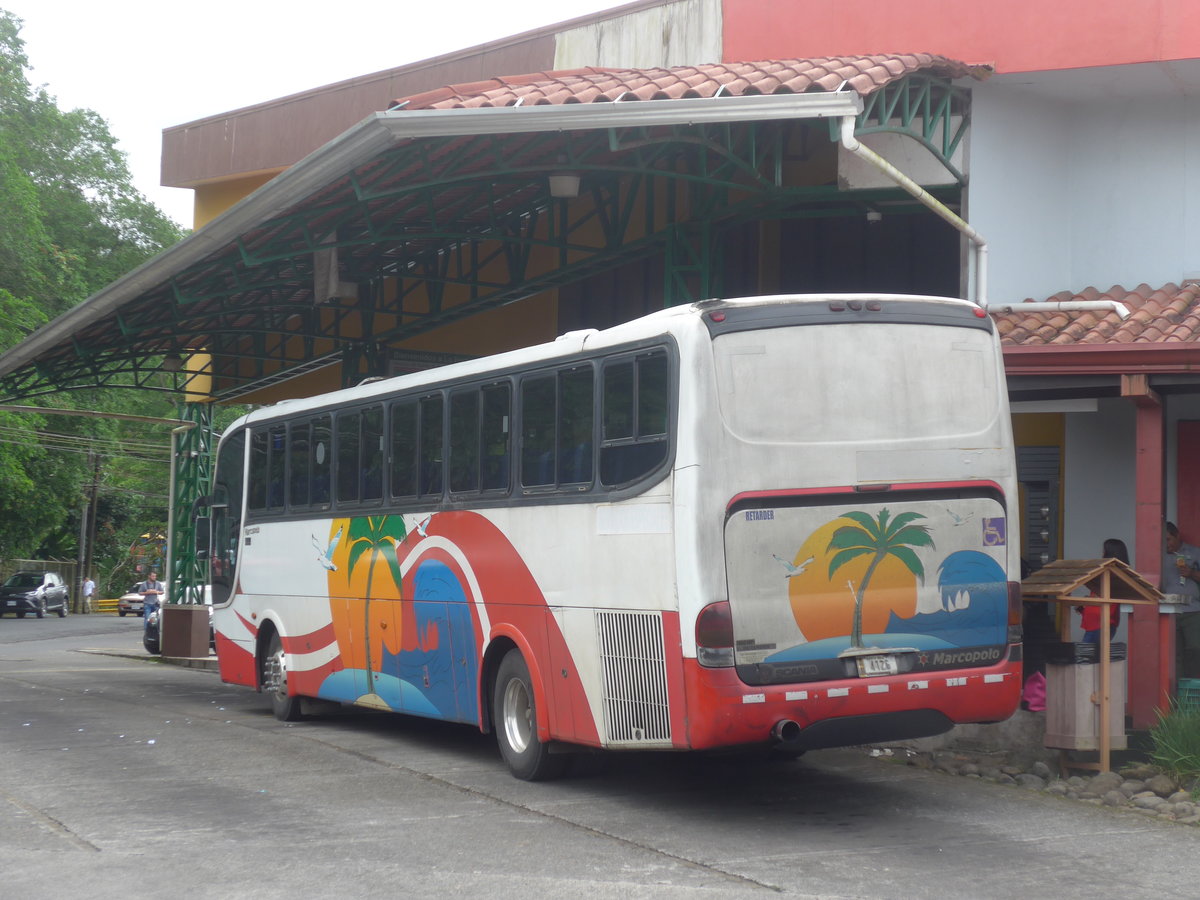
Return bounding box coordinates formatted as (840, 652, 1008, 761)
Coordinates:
(771, 719, 801, 744)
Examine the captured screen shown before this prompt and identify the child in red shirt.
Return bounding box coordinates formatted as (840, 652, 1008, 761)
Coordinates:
(1077, 538, 1127, 643)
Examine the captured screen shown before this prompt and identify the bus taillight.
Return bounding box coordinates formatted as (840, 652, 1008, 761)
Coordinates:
(1007, 580, 1023, 644)
(696, 601, 734, 667)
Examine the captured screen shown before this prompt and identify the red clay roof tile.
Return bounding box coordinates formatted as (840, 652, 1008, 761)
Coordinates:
(391, 55, 989, 110)
(993, 284, 1200, 346)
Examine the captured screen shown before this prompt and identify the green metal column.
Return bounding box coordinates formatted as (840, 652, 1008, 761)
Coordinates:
(663, 221, 722, 306)
(167, 401, 212, 605)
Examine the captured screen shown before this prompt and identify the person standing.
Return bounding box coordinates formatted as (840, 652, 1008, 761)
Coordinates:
(81, 575, 95, 613)
(1164, 523, 1200, 677)
(139, 571, 164, 616)
(1078, 538, 1128, 644)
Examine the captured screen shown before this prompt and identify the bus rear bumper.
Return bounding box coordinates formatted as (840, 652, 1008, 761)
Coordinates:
(679, 653, 1022, 751)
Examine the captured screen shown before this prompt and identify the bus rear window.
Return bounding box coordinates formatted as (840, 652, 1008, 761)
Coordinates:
(714, 324, 998, 443)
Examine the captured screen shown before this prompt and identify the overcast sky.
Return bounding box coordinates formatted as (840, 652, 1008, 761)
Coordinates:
(4, 0, 625, 225)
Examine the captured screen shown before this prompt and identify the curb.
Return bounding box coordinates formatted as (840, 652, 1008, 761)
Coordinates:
(78, 647, 219, 672)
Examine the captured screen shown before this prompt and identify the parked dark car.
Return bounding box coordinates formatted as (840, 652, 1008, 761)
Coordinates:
(0, 571, 69, 618)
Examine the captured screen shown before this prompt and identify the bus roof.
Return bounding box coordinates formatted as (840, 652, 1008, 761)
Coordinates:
(232, 293, 977, 429)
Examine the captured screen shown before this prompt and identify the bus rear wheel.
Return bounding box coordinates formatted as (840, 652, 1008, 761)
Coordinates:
(263, 633, 303, 722)
(493, 649, 565, 781)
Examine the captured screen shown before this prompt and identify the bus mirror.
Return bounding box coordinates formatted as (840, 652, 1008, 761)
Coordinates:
(191, 494, 212, 516)
(194, 516, 211, 560)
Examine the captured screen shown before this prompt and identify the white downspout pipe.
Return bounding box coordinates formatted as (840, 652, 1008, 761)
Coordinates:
(839, 116, 988, 308)
(991, 300, 1130, 320)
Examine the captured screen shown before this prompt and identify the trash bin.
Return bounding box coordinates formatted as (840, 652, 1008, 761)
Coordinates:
(1043, 642, 1127, 751)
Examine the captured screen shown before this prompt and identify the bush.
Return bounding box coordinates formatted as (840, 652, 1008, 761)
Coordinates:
(1149, 703, 1200, 787)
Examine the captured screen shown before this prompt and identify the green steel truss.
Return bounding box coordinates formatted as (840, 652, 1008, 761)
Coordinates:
(0, 74, 969, 403)
(167, 401, 212, 606)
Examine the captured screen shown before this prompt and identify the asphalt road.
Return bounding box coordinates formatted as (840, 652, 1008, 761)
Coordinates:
(3, 613, 1200, 899)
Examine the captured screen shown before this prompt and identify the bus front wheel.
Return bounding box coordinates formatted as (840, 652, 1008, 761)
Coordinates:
(263, 633, 303, 722)
(493, 649, 565, 781)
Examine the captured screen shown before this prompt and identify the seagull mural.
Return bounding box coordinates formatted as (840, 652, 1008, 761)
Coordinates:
(946, 508, 974, 527)
(312, 525, 343, 571)
(773, 554, 814, 578)
(415, 515, 432, 538)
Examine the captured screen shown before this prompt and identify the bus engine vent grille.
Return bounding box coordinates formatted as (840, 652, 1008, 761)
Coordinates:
(595, 611, 671, 744)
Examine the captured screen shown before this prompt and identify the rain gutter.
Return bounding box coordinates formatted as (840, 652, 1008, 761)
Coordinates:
(1002, 342, 1200, 375)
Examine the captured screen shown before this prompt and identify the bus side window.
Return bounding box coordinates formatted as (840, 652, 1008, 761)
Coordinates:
(419, 395, 444, 498)
(210, 429, 244, 606)
(521, 375, 556, 487)
(362, 406, 383, 501)
(638, 352, 669, 437)
(601, 350, 669, 486)
(288, 420, 311, 508)
(481, 383, 511, 492)
(248, 428, 268, 511)
(449, 389, 480, 494)
(390, 400, 417, 498)
(336, 410, 361, 504)
(267, 424, 286, 510)
(311, 414, 332, 507)
(558, 366, 594, 485)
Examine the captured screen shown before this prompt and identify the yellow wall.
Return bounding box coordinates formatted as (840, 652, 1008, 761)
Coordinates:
(193, 172, 282, 228)
(1011, 412, 1065, 568)
(1012, 412, 1064, 446)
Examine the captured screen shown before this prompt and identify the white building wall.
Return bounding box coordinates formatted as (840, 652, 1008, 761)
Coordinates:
(971, 86, 1200, 304)
(1062, 399, 1137, 561)
(969, 86, 1081, 304)
(554, 0, 723, 70)
(1066, 96, 1198, 292)
(1059, 399, 1136, 641)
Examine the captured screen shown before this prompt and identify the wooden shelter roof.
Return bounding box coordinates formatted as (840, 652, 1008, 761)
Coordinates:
(1021, 557, 1161, 604)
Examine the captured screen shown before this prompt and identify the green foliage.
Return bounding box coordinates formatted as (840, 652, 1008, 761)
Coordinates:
(0, 10, 186, 316)
(0, 11, 188, 575)
(1149, 702, 1200, 787)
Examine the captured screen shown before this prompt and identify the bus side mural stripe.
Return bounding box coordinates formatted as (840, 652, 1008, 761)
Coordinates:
(215, 633, 256, 687)
(400, 511, 600, 745)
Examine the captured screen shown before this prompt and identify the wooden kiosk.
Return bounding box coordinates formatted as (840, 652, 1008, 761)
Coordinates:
(1021, 558, 1162, 774)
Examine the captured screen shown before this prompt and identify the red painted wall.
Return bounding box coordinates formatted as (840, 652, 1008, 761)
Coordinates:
(1178, 421, 1200, 546)
(722, 0, 1200, 73)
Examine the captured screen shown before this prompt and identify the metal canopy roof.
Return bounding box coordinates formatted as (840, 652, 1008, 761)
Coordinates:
(0, 57, 980, 403)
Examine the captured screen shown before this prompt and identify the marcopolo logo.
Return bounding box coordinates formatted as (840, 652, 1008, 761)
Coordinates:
(925, 647, 1003, 667)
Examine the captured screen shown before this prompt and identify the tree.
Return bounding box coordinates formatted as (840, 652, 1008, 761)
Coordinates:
(0, 9, 187, 568)
(826, 509, 933, 649)
(346, 515, 407, 698)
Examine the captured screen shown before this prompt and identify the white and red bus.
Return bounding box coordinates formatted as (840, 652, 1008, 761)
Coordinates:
(201, 293, 1022, 779)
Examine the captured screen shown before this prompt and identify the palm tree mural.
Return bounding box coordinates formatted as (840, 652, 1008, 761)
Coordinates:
(346, 515, 407, 697)
(827, 509, 933, 649)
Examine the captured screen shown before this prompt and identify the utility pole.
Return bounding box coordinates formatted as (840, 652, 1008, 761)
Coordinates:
(85, 452, 100, 612)
(76, 479, 89, 614)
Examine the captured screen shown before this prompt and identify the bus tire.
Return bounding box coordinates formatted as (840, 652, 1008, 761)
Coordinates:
(263, 633, 303, 722)
(493, 649, 565, 781)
